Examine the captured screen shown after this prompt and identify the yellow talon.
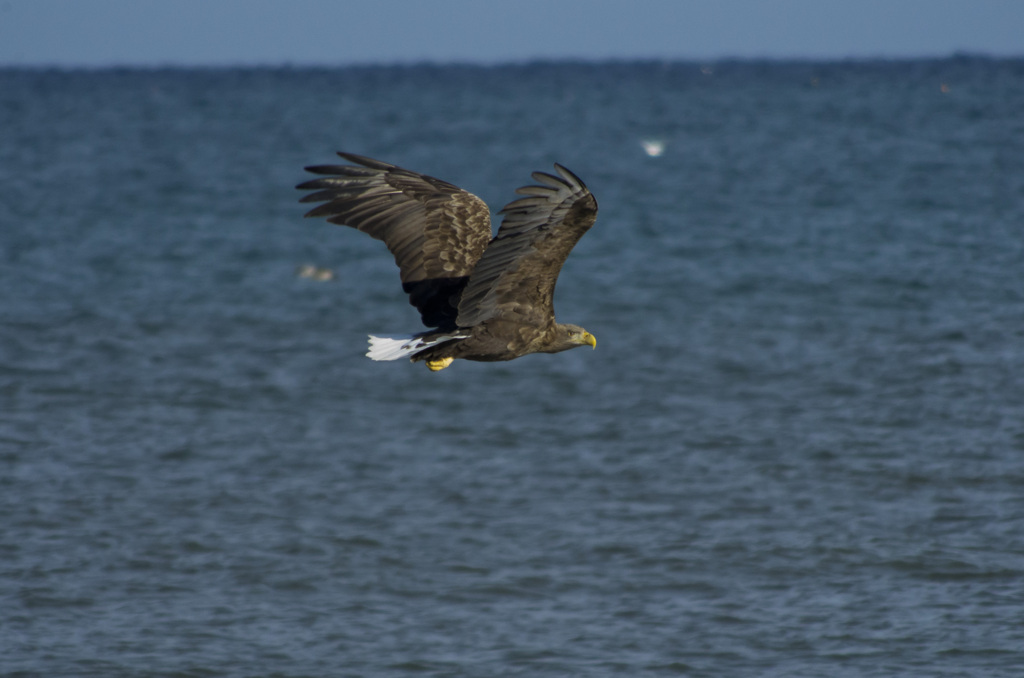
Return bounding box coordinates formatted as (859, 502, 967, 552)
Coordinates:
(426, 357, 454, 371)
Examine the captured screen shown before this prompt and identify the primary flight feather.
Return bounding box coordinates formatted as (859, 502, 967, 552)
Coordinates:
(297, 152, 597, 371)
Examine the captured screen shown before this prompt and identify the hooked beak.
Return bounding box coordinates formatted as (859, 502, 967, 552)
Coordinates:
(583, 331, 597, 349)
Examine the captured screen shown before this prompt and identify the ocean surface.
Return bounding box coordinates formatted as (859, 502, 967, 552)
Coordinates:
(2, 58, 1024, 677)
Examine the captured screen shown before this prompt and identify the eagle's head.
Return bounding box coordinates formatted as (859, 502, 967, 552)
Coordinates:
(545, 323, 597, 353)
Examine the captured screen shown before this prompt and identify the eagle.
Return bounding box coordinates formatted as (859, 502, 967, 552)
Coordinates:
(297, 153, 598, 371)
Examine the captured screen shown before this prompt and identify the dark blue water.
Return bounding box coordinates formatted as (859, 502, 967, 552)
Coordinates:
(3, 59, 1024, 677)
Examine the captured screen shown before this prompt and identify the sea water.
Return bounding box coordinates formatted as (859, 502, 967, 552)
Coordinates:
(2, 59, 1024, 677)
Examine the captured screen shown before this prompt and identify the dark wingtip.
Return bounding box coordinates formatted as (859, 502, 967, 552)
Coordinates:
(335, 152, 395, 170)
(301, 165, 342, 177)
(297, 169, 327, 185)
(295, 174, 335, 192)
(553, 163, 587, 189)
(297, 154, 394, 191)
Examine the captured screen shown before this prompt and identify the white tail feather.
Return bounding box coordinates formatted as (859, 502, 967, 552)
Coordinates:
(366, 333, 467, 362)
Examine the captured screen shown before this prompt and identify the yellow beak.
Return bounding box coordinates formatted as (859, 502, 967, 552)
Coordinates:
(583, 331, 597, 349)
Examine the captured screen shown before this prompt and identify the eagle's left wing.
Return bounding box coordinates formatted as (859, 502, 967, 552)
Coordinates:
(455, 164, 597, 329)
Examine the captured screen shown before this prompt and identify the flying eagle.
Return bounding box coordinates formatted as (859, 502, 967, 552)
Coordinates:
(297, 153, 598, 371)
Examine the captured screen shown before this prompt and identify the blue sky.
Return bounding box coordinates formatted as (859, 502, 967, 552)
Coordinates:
(1, 0, 1022, 66)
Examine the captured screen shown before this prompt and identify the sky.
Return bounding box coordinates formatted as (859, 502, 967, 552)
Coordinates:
(1, 0, 1022, 67)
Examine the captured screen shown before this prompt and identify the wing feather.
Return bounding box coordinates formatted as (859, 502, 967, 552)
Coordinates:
(456, 164, 597, 328)
(297, 153, 493, 328)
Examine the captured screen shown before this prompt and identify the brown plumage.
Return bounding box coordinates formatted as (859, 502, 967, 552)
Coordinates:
(297, 152, 598, 371)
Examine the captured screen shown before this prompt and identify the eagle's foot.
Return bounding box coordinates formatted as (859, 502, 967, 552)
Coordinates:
(426, 357, 454, 372)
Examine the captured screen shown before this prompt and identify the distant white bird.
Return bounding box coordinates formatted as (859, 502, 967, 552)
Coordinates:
(640, 139, 665, 157)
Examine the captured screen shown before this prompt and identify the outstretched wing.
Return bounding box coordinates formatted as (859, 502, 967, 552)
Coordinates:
(455, 164, 597, 329)
(297, 153, 492, 328)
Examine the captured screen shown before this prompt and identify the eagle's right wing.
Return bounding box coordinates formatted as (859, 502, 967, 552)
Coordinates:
(298, 153, 493, 329)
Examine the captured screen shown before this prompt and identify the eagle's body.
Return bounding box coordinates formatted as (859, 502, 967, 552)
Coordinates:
(297, 153, 597, 370)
